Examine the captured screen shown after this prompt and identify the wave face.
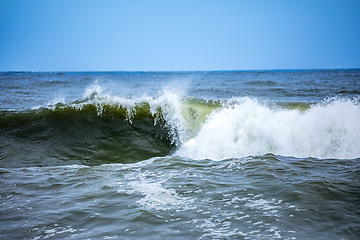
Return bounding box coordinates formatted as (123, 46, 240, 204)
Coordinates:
(0, 86, 220, 167)
(1, 82, 359, 167)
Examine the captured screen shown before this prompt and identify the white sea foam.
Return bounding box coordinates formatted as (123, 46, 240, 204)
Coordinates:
(118, 170, 194, 211)
(33, 225, 78, 240)
(176, 97, 360, 160)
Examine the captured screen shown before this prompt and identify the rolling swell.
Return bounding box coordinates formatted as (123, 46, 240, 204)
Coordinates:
(0, 84, 225, 168)
(0, 104, 175, 168)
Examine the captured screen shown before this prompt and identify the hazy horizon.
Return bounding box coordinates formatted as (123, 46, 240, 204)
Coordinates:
(2, 68, 360, 73)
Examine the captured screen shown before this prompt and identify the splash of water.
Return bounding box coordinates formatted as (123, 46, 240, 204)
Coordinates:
(176, 97, 360, 160)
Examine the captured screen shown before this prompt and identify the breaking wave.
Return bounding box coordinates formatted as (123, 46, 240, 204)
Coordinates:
(1, 83, 359, 167)
(177, 96, 360, 160)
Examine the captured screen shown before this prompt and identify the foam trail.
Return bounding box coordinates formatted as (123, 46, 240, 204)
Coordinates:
(176, 97, 360, 160)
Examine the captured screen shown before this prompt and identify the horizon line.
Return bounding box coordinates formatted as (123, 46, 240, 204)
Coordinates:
(1, 67, 359, 73)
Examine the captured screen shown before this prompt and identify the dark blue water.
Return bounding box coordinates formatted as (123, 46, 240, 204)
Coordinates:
(0, 70, 359, 239)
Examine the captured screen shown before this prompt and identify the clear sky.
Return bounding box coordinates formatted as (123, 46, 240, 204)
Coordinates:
(0, 0, 359, 71)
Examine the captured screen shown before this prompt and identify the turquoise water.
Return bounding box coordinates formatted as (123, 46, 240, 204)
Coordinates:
(1, 70, 360, 239)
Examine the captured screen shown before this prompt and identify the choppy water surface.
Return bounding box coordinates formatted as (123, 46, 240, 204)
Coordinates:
(1, 70, 360, 239)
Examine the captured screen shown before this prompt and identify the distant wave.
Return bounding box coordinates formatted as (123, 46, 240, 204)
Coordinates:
(244, 80, 279, 86)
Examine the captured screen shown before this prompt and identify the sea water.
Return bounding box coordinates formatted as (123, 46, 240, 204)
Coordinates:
(0, 70, 359, 239)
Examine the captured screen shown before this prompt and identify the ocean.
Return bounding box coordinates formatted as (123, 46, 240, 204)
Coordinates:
(0, 70, 359, 239)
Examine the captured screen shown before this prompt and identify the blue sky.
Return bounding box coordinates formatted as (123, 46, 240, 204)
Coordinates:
(0, 0, 359, 71)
